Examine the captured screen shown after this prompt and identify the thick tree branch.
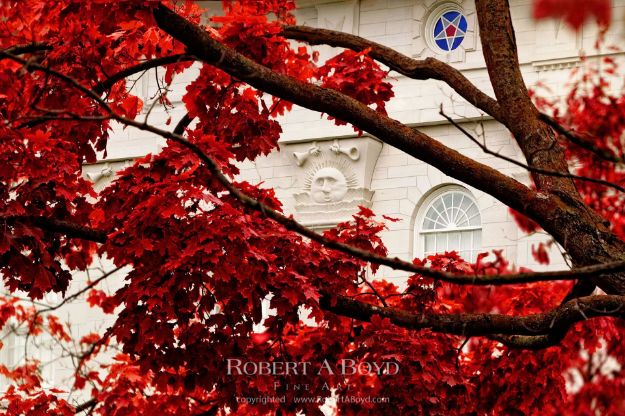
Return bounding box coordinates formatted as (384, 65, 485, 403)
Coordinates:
(26, 114, 625, 285)
(321, 293, 625, 341)
(10, 47, 625, 349)
(74, 398, 96, 414)
(281, 25, 503, 121)
(488, 334, 561, 350)
(1, 42, 51, 56)
(2, 216, 107, 243)
(85, 115, 625, 286)
(7, 51, 625, 287)
(154, 4, 625, 296)
(475, 0, 625, 295)
(475, 0, 577, 193)
(173, 112, 194, 135)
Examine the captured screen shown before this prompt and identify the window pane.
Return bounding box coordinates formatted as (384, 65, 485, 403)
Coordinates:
(442, 193, 454, 209)
(469, 213, 481, 226)
(460, 230, 473, 251)
(437, 233, 447, 252)
(447, 231, 460, 251)
(456, 210, 469, 227)
(422, 190, 481, 231)
(466, 205, 479, 221)
(424, 234, 436, 252)
(423, 218, 436, 230)
(448, 207, 458, 224)
(425, 207, 444, 229)
(460, 195, 471, 211)
(473, 230, 482, 250)
(432, 199, 445, 215)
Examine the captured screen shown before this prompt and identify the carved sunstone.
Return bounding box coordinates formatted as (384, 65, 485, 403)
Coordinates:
(285, 137, 382, 227)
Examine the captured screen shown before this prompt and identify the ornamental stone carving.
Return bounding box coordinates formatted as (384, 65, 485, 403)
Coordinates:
(83, 160, 131, 192)
(285, 136, 382, 227)
(310, 166, 350, 203)
(302, 159, 358, 205)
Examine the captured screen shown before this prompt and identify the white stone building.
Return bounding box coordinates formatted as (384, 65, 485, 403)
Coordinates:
(4, 0, 625, 393)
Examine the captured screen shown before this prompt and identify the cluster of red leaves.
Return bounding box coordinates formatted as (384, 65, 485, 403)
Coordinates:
(0, 294, 100, 415)
(317, 49, 394, 132)
(212, 0, 316, 117)
(0, 0, 201, 298)
(182, 67, 283, 165)
(533, 0, 612, 29)
(1, 387, 75, 416)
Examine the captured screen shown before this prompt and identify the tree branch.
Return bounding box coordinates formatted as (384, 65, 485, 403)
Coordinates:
(539, 112, 625, 164)
(321, 293, 625, 341)
(488, 334, 560, 350)
(173, 112, 194, 135)
(74, 398, 97, 414)
(440, 108, 625, 193)
(2, 216, 107, 243)
(38, 266, 122, 314)
(92, 54, 195, 94)
(154, 4, 625, 296)
(10, 45, 625, 348)
(475, 0, 625, 295)
(6, 49, 625, 286)
(281, 25, 503, 121)
(1, 43, 51, 56)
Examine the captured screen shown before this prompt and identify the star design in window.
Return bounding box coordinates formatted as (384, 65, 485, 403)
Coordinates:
(433, 11, 468, 52)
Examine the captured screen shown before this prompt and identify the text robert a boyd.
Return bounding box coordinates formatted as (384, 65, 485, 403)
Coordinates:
(227, 359, 400, 376)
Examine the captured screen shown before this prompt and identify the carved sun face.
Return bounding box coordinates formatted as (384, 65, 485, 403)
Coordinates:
(310, 167, 348, 203)
(302, 158, 358, 204)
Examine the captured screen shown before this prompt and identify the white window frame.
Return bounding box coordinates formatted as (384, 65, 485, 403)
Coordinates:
(414, 185, 482, 261)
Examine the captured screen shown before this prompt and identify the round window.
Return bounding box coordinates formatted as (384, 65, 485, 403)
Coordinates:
(432, 10, 468, 52)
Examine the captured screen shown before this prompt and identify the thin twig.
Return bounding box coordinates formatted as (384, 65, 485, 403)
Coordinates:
(540, 112, 625, 164)
(37, 266, 122, 314)
(440, 107, 625, 193)
(92, 54, 195, 94)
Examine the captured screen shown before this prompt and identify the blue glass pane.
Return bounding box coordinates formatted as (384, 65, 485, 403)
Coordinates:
(451, 35, 464, 50)
(442, 11, 460, 21)
(435, 38, 450, 51)
(434, 19, 444, 36)
(458, 16, 468, 32)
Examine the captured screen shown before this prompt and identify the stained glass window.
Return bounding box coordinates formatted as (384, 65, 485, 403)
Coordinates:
(433, 10, 468, 52)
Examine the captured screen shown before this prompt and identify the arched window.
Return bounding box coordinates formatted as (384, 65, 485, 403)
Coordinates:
(418, 187, 482, 261)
